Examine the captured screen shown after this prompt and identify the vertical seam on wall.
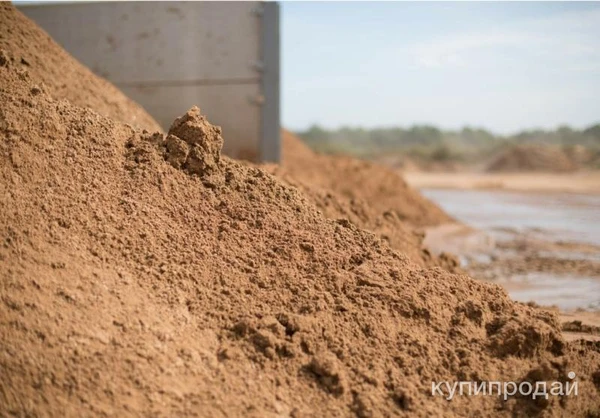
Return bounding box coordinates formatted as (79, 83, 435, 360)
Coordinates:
(260, 2, 281, 163)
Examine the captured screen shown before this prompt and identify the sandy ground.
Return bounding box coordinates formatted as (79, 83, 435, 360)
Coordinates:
(404, 171, 600, 194)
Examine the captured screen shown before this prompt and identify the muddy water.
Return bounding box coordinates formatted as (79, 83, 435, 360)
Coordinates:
(422, 189, 600, 246)
(499, 273, 600, 311)
(422, 189, 600, 311)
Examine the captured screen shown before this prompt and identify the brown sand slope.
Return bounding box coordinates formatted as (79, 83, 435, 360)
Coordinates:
(280, 131, 453, 227)
(266, 162, 459, 271)
(266, 132, 459, 270)
(487, 144, 577, 173)
(2, 58, 600, 417)
(0, 3, 161, 132)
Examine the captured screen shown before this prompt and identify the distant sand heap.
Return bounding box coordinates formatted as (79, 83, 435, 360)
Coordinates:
(1, 4, 599, 417)
(487, 144, 577, 173)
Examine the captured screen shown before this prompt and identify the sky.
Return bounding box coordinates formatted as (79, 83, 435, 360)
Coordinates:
(281, 2, 600, 135)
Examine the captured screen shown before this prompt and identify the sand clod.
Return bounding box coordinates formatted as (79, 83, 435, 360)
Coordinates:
(161, 106, 224, 177)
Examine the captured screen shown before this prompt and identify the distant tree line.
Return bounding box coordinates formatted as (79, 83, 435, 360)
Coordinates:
(295, 123, 600, 163)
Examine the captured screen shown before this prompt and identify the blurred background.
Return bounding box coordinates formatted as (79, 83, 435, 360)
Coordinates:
(285, 2, 600, 171)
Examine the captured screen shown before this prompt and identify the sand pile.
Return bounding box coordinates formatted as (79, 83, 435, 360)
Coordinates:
(279, 131, 453, 227)
(265, 131, 458, 270)
(265, 158, 458, 271)
(2, 53, 600, 417)
(0, 3, 161, 132)
(487, 144, 577, 173)
(2, 5, 600, 417)
(266, 132, 458, 269)
(564, 144, 595, 167)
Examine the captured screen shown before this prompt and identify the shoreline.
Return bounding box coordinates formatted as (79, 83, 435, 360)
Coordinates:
(403, 171, 600, 195)
(423, 222, 600, 342)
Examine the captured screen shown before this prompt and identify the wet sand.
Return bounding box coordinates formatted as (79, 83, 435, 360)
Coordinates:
(404, 171, 600, 195)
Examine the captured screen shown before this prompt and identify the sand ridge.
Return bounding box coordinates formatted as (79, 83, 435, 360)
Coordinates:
(265, 138, 460, 271)
(279, 130, 453, 228)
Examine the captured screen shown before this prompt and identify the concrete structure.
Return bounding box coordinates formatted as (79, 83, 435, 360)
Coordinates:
(20, 2, 280, 162)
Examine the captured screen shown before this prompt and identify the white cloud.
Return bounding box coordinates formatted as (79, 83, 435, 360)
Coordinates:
(407, 8, 600, 70)
(409, 32, 537, 69)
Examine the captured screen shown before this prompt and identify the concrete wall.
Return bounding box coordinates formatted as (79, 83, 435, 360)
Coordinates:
(20, 2, 280, 162)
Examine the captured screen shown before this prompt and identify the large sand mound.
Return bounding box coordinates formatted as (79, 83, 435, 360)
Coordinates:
(0, 3, 161, 132)
(2, 5, 599, 417)
(487, 144, 577, 173)
(280, 131, 453, 227)
(2, 58, 600, 418)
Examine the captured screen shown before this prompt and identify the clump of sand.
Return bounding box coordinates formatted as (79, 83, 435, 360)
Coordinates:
(0, 3, 161, 132)
(487, 144, 577, 173)
(1, 5, 599, 417)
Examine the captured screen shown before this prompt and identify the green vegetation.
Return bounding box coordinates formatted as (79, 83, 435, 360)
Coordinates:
(295, 123, 600, 165)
